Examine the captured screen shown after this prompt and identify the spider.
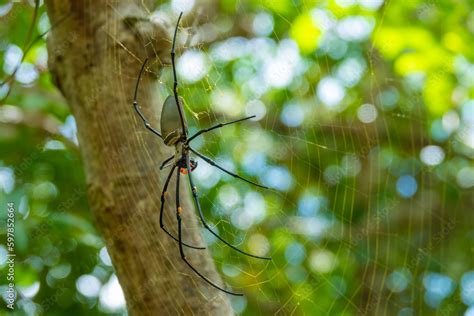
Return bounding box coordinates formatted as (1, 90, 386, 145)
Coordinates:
(132, 12, 271, 296)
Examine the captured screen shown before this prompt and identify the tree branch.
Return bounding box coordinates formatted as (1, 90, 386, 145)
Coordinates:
(44, 1, 234, 314)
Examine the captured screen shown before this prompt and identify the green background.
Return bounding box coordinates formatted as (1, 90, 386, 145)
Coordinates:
(1, 0, 473, 315)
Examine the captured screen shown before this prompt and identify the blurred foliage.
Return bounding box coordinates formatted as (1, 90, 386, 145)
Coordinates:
(1, 0, 474, 315)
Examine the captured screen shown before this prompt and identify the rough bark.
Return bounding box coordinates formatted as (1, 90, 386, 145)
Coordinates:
(44, 1, 234, 315)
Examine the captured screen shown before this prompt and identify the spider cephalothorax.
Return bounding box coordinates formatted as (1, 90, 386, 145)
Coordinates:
(132, 12, 270, 296)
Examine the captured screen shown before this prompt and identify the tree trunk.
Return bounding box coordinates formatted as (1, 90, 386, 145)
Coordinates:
(44, 1, 234, 315)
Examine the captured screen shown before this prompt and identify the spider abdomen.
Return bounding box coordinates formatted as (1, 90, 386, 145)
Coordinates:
(161, 95, 187, 146)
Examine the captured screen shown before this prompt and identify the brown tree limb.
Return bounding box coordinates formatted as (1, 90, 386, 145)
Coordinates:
(43, 1, 234, 315)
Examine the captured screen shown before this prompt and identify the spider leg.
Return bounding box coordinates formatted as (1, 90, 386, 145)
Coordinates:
(189, 147, 268, 189)
(185, 155, 271, 260)
(160, 164, 205, 250)
(133, 58, 162, 139)
(171, 11, 188, 137)
(159, 155, 175, 170)
(179, 158, 243, 296)
(187, 115, 256, 143)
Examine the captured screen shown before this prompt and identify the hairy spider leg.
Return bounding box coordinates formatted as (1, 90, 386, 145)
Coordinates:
(186, 154, 271, 260)
(189, 148, 268, 189)
(160, 165, 205, 250)
(171, 12, 188, 138)
(176, 157, 244, 296)
(133, 58, 163, 139)
(187, 115, 256, 143)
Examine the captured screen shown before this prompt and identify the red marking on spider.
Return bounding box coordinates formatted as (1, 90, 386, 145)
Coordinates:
(180, 161, 197, 174)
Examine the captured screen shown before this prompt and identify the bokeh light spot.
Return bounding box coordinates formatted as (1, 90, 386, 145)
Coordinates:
(387, 269, 411, 293)
(357, 103, 378, 123)
(262, 166, 293, 191)
(422, 272, 455, 308)
(317, 77, 346, 108)
(177, 50, 209, 83)
(253, 12, 274, 36)
(76, 275, 101, 298)
(280, 102, 305, 127)
(456, 167, 474, 188)
(285, 242, 306, 266)
(0, 167, 15, 194)
(396, 175, 418, 198)
(245, 99, 267, 121)
(461, 271, 474, 306)
(99, 274, 126, 312)
(171, 0, 195, 14)
(420, 145, 445, 166)
(309, 250, 337, 273)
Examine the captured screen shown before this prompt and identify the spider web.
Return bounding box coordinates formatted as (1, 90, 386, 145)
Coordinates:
(127, 1, 472, 315)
